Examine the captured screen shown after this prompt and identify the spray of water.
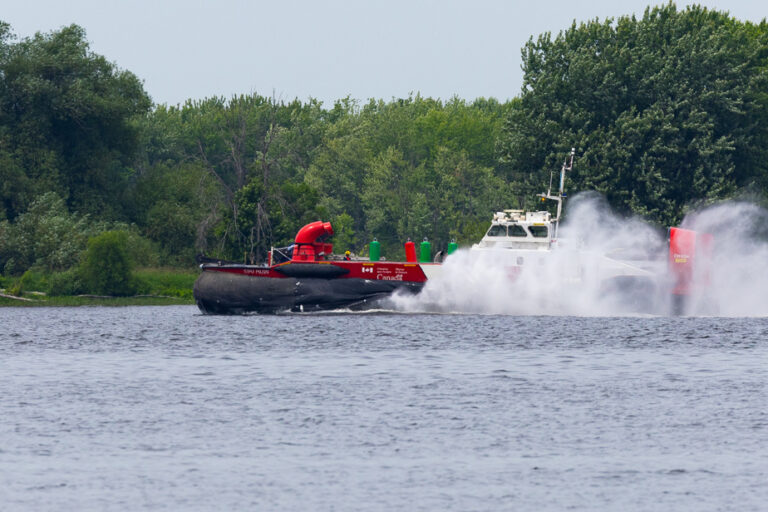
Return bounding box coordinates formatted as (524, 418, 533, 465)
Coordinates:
(390, 194, 768, 317)
(679, 201, 768, 317)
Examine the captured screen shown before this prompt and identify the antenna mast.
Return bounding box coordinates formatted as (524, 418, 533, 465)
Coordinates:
(538, 147, 575, 239)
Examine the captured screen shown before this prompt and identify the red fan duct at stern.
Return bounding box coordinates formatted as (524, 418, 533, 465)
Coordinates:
(669, 227, 713, 296)
(292, 221, 334, 262)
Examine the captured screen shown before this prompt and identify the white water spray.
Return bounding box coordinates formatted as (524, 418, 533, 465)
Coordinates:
(391, 194, 768, 317)
(679, 201, 768, 317)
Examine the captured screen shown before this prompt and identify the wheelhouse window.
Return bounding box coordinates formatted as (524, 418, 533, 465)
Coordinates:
(487, 224, 506, 237)
(508, 224, 528, 237)
(529, 225, 549, 238)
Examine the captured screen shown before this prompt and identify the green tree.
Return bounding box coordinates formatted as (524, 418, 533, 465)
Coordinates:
(305, 98, 371, 238)
(432, 147, 510, 244)
(361, 147, 416, 253)
(156, 94, 327, 259)
(0, 23, 151, 219)
(79, 230, 136, 296)
(233, 178, 326, 262)
(307, 95, 510, 252)
(500, 3, 768, 225)
(0, 192, 92, 273)
(330, 212, 356, 255)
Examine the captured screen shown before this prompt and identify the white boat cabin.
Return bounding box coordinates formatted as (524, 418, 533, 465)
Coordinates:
(473, 210, 555, 251)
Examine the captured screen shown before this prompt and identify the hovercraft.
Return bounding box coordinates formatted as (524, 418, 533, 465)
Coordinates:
(195, 149, 713, 315)
(194, 221, 441, 314)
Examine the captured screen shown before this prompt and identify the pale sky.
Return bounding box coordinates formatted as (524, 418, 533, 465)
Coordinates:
(3, 1, 766, 107)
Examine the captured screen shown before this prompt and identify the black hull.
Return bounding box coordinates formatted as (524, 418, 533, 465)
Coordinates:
(193, 270, 423, 314)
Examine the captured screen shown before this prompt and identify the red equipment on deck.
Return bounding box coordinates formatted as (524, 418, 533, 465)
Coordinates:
(404, 239, 417, 263)
(292, 221, 334, 262)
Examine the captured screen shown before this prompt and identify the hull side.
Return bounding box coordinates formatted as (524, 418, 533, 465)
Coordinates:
(194, 270, 423, 314)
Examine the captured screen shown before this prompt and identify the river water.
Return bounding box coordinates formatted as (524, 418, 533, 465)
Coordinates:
(0, 306, 766, 511)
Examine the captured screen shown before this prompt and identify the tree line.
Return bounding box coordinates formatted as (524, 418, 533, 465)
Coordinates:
(1, 3, 767, 289)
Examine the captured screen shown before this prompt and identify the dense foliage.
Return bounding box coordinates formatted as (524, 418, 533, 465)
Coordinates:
(137, 94, 511, 261)
(79, 230, 136, 296)
(0, 23, 151, 221)
(500, 3, 768, 225)
(2, 3, 768, 294)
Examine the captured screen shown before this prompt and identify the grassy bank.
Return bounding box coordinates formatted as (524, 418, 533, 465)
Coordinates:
(0, 267, 198, 307)
(0, 294, 194, 307)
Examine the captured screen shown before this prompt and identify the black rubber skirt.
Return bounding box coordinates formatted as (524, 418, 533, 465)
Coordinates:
(193, 271, 423, 314)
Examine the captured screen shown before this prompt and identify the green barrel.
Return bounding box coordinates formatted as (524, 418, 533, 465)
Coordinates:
(447, 239, 458, 255)
(419, 238, 431, 263)
(369, 238, 381, 262)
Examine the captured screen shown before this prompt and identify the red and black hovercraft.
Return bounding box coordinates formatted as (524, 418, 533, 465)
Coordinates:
(193, 221, 441, 314)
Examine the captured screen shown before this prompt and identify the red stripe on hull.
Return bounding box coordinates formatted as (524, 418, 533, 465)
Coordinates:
(201, 261, 428, 283)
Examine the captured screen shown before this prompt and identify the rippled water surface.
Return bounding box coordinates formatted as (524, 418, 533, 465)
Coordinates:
(1, 306, 766, 511)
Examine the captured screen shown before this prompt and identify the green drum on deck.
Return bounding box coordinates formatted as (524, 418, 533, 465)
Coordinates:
(419, 238, 431, 263)
(369, 239, 381, 261)
(447, 240, 458, 255)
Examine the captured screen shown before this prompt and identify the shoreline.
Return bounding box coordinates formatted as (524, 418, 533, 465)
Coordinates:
(0, 267, 198, 308)
(0, 294, 194, 307)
